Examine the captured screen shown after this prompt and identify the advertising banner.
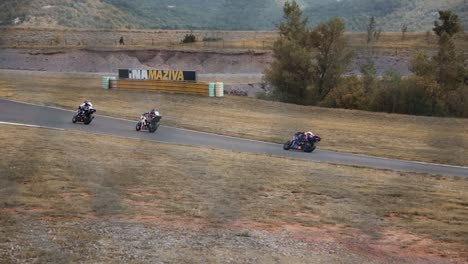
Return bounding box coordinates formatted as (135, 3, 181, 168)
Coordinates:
(118, 69, 197, 82)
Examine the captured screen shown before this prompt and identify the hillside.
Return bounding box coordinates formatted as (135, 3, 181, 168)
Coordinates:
(304, 0, 468, 32)
(0, 0, 467, 31)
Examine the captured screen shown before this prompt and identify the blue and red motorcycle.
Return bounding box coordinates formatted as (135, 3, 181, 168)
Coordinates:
(283, 132, 321, 153)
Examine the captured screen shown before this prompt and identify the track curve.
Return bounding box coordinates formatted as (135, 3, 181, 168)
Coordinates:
(1, 99, 467, 177)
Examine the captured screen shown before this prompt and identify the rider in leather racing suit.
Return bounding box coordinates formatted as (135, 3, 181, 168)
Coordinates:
(292, 131, 315, 148)
(142, 109, 160, 125)
(78, 100, 93, 116)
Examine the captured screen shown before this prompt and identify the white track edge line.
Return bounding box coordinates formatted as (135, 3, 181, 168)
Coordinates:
(0, 121, 65, 131)
(317, 149, 468, 169)
(3, 99, 468, 170)
(3, 99, 281, 145)
(0, 122, 460, 177)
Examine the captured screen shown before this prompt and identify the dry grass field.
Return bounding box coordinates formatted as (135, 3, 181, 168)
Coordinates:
(2, 27, 467, 55)
(0, 71, 467, 166)
(0, 125, 467, 263)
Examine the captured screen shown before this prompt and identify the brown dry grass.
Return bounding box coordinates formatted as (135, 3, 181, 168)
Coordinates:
(0, 125, 467, 262)
(2, 27, 467, 54)
(1, 71, 467, 166)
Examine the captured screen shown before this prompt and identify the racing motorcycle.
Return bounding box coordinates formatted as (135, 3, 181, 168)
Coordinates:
(283, 132, 321, 153)
(136, 112, 161, 133)
(72, 106, 96, 125)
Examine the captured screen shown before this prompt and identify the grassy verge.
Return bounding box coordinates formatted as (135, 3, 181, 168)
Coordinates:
(0, 71, 467, 166)
(0, 125, 467, 262)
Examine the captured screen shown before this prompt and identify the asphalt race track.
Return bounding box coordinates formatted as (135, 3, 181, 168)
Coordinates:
(1, 99, 467, 177)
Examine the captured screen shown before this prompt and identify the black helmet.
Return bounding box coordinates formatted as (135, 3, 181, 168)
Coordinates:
(150, 108, 156, 114)
(84, 100, 89, 104)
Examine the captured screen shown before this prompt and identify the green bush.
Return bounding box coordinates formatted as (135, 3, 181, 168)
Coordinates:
(202, 37, 223, 42)
(320, 77, 368, 110)
(182, 33, 196, 43)
(368, 75, 446, 116)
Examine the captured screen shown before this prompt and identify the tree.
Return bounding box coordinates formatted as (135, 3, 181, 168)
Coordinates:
(432, 11, 466, 116)
(401, 23, 408, 40)
(321, 76, 367, 110)
(264, 0, 313, 103)
(374, 28, 382, 41)
(309, 18, 354, 102)
(409, 11, 466, 116)
(360, 57, 377, 96)
(433, 11, 463, 37)
(409, 52, 435, 77)
(433, 32, 465, 92)
(367, 16, 376, 44)
(265, 39, 314, 103)
(278, 0, 309, 46)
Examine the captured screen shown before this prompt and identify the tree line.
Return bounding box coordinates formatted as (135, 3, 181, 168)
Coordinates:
(263, 1, 467, 117)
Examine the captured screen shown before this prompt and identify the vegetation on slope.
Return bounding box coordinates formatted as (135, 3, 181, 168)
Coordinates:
(265, 2, 467, 118)
(0, 0, 466, 31)
(0, 0, 140, 29)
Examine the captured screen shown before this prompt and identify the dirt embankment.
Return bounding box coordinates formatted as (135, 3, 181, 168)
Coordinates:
(0, 48, 412, 96)
(0, 48, 272, 74)
(0, 48, 411, 75)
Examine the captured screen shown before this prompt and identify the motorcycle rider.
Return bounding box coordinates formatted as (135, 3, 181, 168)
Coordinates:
(292, 131, 316, 148)
(78, 100, 93, 116)
(142, 108, 160, 125)
(304, 131, 315, 140)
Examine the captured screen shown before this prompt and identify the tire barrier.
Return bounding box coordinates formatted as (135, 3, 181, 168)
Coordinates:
(208, 82, 216, 97)
(102, 76, 117, 89)
(215, 82, 224, 97)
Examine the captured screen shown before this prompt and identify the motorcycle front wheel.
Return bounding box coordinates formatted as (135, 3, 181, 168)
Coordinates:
(304, 143, 315, 153)
(84, 116, 92, 125)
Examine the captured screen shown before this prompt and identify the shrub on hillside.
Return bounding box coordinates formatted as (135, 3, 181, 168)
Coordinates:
(182, 33, 196, 43)
(320, 77, 368, 110)
(446, 87, 468, 117)
(368, 73, 444, 116)
(368, 70, 402, 113)
(202, 37, 223, 42)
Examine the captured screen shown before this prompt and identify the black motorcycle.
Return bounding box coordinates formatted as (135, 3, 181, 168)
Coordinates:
(136, 113, 161, 133)
(72, 107, 96, 125)
(283, 133, 321, 153)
